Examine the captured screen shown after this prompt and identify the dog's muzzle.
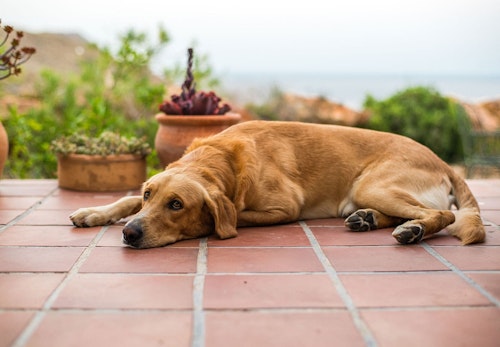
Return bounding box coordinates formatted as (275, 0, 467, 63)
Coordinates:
(122, 219, 143, 247)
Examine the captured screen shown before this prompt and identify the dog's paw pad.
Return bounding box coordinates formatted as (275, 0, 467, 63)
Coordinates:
(345, 210, 376, 232)
(392, 224, 424, 244)
(72, 220, 89, 228)
(70, 217, 92, 228)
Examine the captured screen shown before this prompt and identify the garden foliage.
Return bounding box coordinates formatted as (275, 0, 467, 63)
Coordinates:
(363, 86, 464, 163)
(3, 28, 218, 178)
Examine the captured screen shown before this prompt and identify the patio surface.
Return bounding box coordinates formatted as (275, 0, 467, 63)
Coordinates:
(0, 179, 499, 347)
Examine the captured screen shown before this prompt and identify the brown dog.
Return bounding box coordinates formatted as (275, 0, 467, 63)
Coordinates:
(70, 121, 485, 248)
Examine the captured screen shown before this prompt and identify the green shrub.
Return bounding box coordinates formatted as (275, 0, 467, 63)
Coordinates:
(3, 106, 58, 178)
(363, 86, 464, 163)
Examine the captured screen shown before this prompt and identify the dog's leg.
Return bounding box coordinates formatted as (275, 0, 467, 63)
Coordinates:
(391, 211, 455, 244)
(345, 209, 404, 231)
(352, 188, 455, 244)
(70, 196, 142, 227)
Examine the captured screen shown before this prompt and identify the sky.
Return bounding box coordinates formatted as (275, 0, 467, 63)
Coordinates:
(3, 0, 500, 76)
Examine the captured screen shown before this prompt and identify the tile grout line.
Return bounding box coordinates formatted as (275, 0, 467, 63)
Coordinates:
(421, 242, 500, 307)
(299, 221, 378, 347)
(191, 237, 208, 347)
(0, 186, 59, 234)
(12, 225, 110, 347)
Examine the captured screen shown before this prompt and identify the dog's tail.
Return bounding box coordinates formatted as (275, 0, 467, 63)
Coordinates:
(447, 171, 485, 245)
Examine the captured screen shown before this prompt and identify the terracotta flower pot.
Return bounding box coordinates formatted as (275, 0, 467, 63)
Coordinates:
(0, 122, 8, 178)
(57, 154, 147, 192)
(155, 112, 241, 167)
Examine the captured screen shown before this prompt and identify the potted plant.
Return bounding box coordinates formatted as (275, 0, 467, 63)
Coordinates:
(0, 20, 36, 177)
(155, 48, 241, 166)
(51, 131, 151, 191)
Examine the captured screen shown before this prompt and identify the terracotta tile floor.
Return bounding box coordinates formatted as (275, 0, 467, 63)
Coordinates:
(0, 179, 499, 347)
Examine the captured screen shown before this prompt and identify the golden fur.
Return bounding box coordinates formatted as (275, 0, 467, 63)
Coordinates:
(70, 121, 485, 248)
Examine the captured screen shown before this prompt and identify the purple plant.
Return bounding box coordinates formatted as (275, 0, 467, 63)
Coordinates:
(159, 48, 230, 115)
(0, 20, 36, 80)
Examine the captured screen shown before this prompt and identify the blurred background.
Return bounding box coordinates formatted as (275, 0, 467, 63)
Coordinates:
(4, 0, 500, 106)
(1, 0, 499, 178)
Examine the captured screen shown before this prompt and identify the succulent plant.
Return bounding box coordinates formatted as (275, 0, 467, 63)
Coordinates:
(51, 132, 151, 157)
(159, 48, 231, 115)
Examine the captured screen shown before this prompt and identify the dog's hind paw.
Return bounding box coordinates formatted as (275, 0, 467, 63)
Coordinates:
(392, 223, 424, 244)
(345, 209, 377, 232)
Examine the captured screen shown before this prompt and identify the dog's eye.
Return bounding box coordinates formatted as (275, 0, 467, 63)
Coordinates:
(143, 191, 151, 201)
(168, 199, 183, 210)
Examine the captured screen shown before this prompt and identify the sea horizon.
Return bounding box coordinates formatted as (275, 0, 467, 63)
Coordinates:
(220, 72, 500, 110)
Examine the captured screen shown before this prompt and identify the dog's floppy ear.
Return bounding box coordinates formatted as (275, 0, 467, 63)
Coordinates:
(204, 189, 238, 239)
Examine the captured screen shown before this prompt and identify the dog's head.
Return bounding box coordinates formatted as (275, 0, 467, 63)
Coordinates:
(122, 170, 238, 248)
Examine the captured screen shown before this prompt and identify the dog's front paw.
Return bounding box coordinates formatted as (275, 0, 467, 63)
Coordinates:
(392, 223, 424, 244)
(70, 208, 112, 227)
(345, 209, 377, 232)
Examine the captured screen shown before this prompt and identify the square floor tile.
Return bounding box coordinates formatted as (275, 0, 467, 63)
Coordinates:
(205, 310, 365, 347)
(467, 272, 500, 301)
(79, 246, 198, 273)
(312, 227, 397, 246)
(340, 273, 491, 307)
(432, 246, 500, 271)
(16, 209, 75, 226)
(27, 311, 192, 347)
(0, 311, 35, 347)
(0, 273, 64, 309)
(39, 193, 127, 210)
(323, 245, 447, 272)
(204, 274, 343, 309)
(0, 225, 99, 246)
(0, 210, 24, 224)
(0, 197, 42, 210)
(208, 225, 309, 247)
(53, 273, 193, 309)
(0, 247, 84, 272)
(207, 247, 323, 273)
(362, 307, 500, 347)
(0, 179, 57, 196)
(53, 188, 133, 196)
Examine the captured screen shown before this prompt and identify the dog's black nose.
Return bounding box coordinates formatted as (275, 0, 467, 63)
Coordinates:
(122, 220, 143, 246)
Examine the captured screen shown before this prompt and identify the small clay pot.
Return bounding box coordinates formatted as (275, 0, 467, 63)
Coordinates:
(57, 153, 147, 191)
